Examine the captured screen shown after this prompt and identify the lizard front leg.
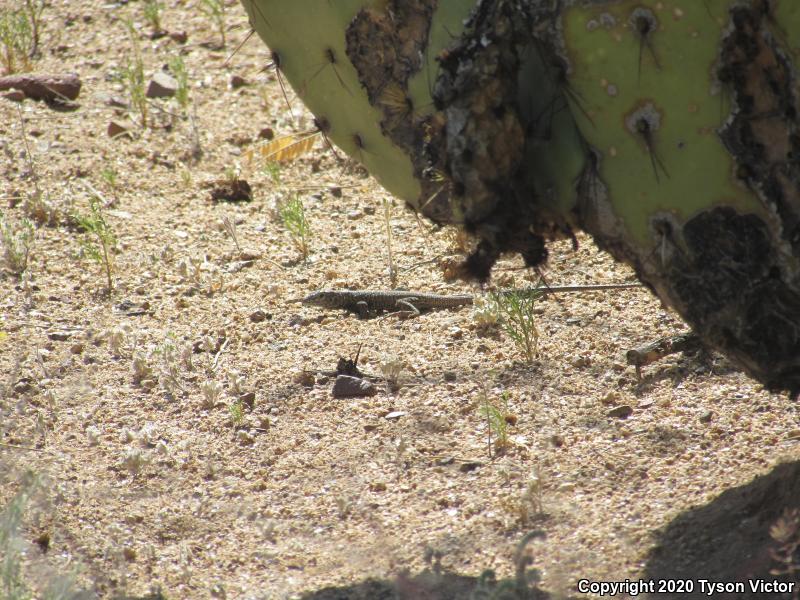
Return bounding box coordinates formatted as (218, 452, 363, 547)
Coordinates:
(355, 301, 372, 319)
(396, 297, 421, 318)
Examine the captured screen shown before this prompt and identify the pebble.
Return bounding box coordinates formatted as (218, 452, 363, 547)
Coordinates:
(48, 330, 74, 341)
(332, 375, 377, 398)
(385, 411, 407, 420)
(443, 371, 457, 382)
(236, 430, 255, 445)
(699, 410, 713, 423)
(459, 461, 482, 473)
(249, 309, 268, 323)
(107, 121, 130, 139)
(240, 392, 256, 410)
(146, 71, 178, 98)
(607, 405, 634, 419)
(3, 90, 26, 102)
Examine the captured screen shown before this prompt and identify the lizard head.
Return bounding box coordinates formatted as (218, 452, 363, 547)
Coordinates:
(301, 290, 340, 308)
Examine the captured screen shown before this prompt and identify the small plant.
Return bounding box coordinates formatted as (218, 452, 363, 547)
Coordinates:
(199, 0, 226, 48)
(263, 162, 281, 185)
(0, 470, 85, 599)
(379, 358, 406, 393)
(489, 289, 541, 363)
(0, 472, 38, 599)
(100, 166, 119, 206)
(23, 0, 45, 58)
(228, 398, 244, 427)
(142, 0, 164, 36)
(480, 389, 510, 456)
(278, 194, 310, 260)
(201, 380, 223, 409)
(169, 55, 190, 110)
(0, 212, 34, 277)
(221, 215, 241, 253)
(0, 8, 32, 74)
(119, 20, 148, 128)
(73, 196, 117, 292)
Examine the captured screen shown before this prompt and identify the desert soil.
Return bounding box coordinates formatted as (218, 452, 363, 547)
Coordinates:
(2, 1, 800, 599)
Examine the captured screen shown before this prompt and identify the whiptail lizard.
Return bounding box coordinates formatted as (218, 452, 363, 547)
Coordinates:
(302, 284, 643, 318)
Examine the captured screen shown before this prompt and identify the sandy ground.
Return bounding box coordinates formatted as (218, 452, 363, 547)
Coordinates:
(2, 1, 800, 599)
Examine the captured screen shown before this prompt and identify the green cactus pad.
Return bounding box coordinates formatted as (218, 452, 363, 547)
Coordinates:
(561, 0, 766, 245)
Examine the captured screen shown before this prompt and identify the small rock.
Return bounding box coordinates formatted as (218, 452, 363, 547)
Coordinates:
(86, 426, 100, 446)
(550, 434, 565, 447)
(169, 31, 188, 44)
(258, 127, 274, 140)
(48, 330, 73, 341)
(362, 205, 376, 216)
(107, 121, 130, 139)
(13, 379, 33, 394)
(346, 210, 362, 221)
(236, 430, 255, 445)
(240, 391, 256, 410)
(70, 343, 84, 355)
(699, 410, 713, 424)
(443, 371, 457, 382)
(250, 309, 268, 323)
(607, 405, 634, 419)
(637, 399, 655, 409)
(369, 481, 387, 492)
(3, 90, 26, 102)
(459, 461, 482, 473)
(332, 375, 377, 399)
(385, 411, 407, 420)
(363, 422, 379, 432)
(230, 74, 247, 89)
(292, 370, 315, 388)
(146, 71, 178, 98)
(329, 186, 342, 198)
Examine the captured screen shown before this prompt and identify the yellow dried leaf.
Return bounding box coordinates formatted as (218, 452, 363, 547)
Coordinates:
(245, 133, 318, 164)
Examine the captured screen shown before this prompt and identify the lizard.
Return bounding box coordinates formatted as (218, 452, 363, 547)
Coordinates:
(302, 283, 643, 318)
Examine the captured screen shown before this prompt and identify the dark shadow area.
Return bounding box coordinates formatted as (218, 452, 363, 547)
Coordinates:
(299, 567, 559, 600)
(644, 461, 800, 599)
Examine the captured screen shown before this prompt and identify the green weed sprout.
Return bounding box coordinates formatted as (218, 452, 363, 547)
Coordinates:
(263, 162, 281, 185)
(143, 0, 163, 35)
(74, 196, 117, 292)
(279, 194, 310, 260)
(0, 212, 34, 277)
(480, 389, 510, 456)
(199, 0, 226, 48)
(120, 20, 147, 128)
(489, 289, 541, 363)
(229, 398, 244, 427)
(169, 55, 190, 110)
(100, 166, 119, 205)
(0, 8, 32, 74)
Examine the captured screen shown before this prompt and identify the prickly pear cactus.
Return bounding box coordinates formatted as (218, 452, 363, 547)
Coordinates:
(241, 0, 800, 393)
(239, 0, 475, 222)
